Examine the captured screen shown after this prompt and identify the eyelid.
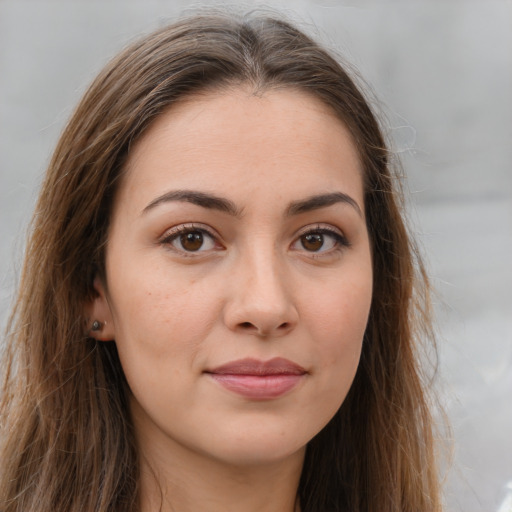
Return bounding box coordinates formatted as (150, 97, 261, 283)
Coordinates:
(294, 223, 346, 240)
(159, 223, 224, 253)
(158, 222, 349, 257)
(291, 223, 350, 254)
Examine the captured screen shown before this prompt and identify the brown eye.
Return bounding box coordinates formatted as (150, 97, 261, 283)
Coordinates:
(291, 227, 348, 255)
(163, 226, 218, 254)
(301, 233, 324, 251)
(180, 231, 204, 251)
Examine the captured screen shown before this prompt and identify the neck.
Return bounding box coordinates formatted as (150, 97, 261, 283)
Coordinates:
(138, 441, 303, 512)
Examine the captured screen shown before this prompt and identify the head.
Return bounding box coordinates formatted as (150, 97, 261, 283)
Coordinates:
(1, 10, 439, 512)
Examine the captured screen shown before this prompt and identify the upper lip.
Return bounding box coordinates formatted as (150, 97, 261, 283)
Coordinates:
(206, 357, 307, 376)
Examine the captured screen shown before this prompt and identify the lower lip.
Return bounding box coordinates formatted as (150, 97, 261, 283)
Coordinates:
(209, 374, 303, 399)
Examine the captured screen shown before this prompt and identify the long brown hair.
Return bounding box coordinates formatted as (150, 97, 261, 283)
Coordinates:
(0, 10, 442, 511)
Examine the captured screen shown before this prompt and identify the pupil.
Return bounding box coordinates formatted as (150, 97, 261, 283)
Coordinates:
(181, 231, 203, 251)
(302, 233, 323, 251)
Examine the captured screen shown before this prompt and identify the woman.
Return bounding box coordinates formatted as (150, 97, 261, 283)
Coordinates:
(0, 10, 442, 512)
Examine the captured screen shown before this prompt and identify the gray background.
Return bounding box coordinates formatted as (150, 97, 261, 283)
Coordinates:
(1, 1, 511, 511)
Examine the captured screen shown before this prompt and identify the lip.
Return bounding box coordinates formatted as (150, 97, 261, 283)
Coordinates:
(205, 357, 307, 400)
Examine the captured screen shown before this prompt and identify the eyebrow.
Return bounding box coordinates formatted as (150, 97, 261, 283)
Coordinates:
(142, 190, 242, 217)
(142, 189, 362, 218)
(286, 192, 363, 218)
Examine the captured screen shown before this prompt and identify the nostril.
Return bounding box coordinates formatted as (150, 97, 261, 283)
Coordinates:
(234, 320, 295, 336)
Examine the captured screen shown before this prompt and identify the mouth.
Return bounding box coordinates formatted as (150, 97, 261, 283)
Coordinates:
(205, 357, 307, 400)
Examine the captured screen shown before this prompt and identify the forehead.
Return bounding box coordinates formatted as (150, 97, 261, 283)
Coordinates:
(119, 87, 364, 213)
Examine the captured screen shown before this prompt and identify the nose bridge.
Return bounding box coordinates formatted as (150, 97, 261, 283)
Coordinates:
(225, 235, 298, 336)
(245, 239, 287, 301)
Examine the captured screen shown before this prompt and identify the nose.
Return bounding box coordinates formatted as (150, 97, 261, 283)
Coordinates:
(223, 247, 299, 338)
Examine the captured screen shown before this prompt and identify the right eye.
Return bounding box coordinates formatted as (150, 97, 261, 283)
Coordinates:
(160, 225, 220, 254)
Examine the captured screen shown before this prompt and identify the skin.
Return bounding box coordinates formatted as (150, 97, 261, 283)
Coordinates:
(89, 87, 373, 512)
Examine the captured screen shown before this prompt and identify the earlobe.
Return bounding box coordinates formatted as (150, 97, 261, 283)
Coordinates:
(85, 276, 116, 341)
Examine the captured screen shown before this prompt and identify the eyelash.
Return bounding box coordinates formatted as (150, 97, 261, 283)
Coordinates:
(159, 223, 349, 257)
(292, 225, 350, 256)
(159, 223, 221, 256)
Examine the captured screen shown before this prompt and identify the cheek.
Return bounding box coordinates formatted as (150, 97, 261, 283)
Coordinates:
(303, 269, 372, 382)
(106, 267, 224, 416)
(310, 274, 371, 334)
(107, 260, 222, 365)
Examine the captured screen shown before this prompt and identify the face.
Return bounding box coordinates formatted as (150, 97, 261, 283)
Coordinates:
(90, 88, 373, 469)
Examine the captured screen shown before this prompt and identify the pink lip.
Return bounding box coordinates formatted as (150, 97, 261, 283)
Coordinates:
(206, 357, 307, 400)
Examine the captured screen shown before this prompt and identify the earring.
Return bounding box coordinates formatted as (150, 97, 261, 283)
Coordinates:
(91, 320, 102, 332)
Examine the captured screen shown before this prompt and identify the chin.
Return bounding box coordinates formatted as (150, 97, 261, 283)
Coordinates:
(197, 422, 311, 468)
(211, 442, 306, 468)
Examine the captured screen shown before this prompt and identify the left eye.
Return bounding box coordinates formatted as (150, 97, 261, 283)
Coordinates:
(291, 229, 347, 253)
(162, 227, 218, 253)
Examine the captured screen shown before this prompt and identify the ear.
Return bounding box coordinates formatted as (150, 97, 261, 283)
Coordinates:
(85, 276, 116, 341)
